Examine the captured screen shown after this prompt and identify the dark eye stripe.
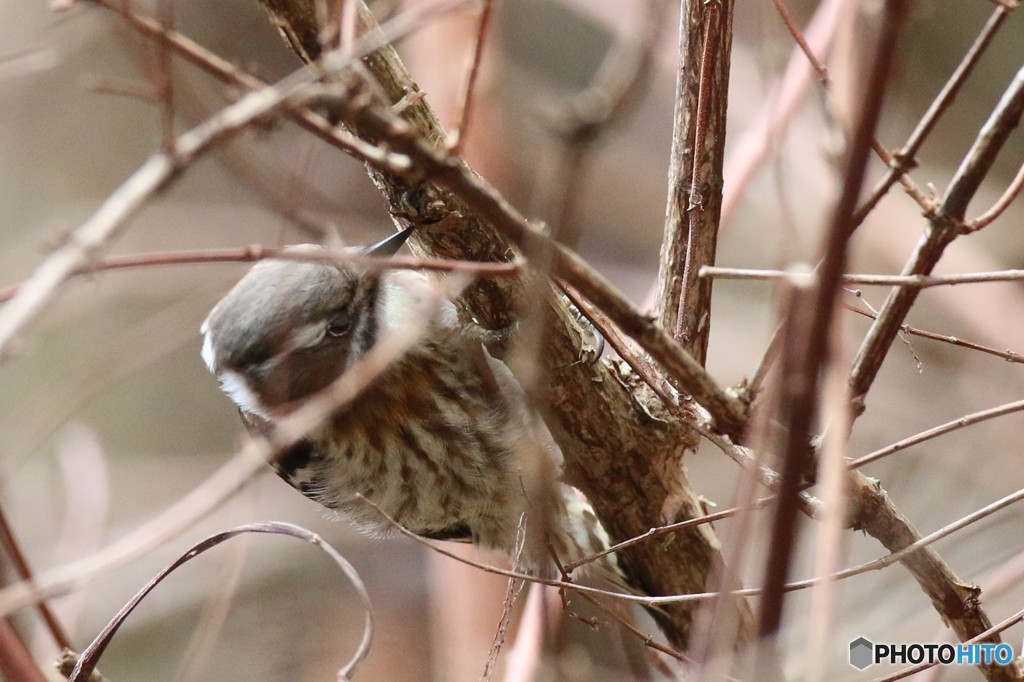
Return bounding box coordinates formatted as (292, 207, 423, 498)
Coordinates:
(352, 279, 379, 356)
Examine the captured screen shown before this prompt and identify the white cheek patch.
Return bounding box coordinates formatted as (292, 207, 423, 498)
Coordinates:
(200, 330, 217, 373)
(378, 271, 425, 332)
(379, 271, 457, 332)
(219, 370, 269, 418)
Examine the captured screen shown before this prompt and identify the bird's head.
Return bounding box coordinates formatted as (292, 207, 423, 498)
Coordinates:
(200, 229, 415, 417)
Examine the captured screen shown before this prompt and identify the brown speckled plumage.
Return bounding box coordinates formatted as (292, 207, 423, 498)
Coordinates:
(201, 243, 619, 576)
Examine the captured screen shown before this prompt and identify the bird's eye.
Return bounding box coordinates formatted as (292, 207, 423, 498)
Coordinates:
(326, 311, 352, 337)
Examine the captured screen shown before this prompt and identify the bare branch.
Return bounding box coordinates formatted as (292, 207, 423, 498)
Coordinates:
(448, 0, 494, 155)
(65, 523, 373, 682)
(758, 0, 910, 639)
(965, 161, 1024, 231)
(850, 398, 1024, 470)
(0, 501, 72, 651)
(0, 619, 47, 682)
(849, 65, 1024, 414)
(720, 0, 844, 229)
(854, 3, 1015, 225)
(0, 247, 523, 305)
(655, 0, 734, 364)
(703, 265, 1024, 289)
(843, 302, 1024, 365)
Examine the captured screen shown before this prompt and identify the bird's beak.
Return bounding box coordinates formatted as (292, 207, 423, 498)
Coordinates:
(367, 227, 415, 256)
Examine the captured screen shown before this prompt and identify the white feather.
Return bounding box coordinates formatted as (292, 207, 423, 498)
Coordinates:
(200, 327, 217, 373)
(378, 270, 458, 332)
(218, 370, 268, 418)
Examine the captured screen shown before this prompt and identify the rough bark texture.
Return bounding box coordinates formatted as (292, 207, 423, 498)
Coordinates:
(655, 0, 734, 365)
(255, 0, 754, 648)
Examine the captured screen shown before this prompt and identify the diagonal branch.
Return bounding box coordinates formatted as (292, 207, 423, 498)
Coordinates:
(253, 0, 754, 646)
(849, 65, 1024, 414)
(852, 2, 1015, 225)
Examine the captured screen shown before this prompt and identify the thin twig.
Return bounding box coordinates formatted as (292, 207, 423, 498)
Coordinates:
(873, 606, 1024, 681)
(574, 591, 696, 668)
(0, 501, 73, 650)
(850, 398, 1024, 470)
(171, 520, 250, 682)
(564, 496, 777, 574)
(965, 161, 1024, 230)
(481, 517, 527, 681)
(67, 523, 373, 682)
(0, 620, 46, 682)
(448, 0, 493, 155)
(844, 303, 1024, 365)
(544, 0, 669, 244)
(719, 0, 844, 230)
(803, 324, 851, 682)
(849, 65, 1024, 414)
(356, 480, 1024, 608)
(670, 482, 1024, 602)
(768, 0, 935, 221)
(702, 265, 1024, 289)
(771, 0, 829, 83)
(340, 0, 359, 55)
(0, 247, 524, 304)
(758, 0, 910, 639)
(853, 2, 1014, 225)
(90, 0, 411, 170)
(152, 0, 176, 151)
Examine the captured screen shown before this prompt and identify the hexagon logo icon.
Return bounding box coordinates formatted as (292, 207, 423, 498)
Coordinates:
(849, 637, 874, 670)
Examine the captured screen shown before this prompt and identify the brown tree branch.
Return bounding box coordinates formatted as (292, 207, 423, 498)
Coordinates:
(849, 65, 1024, 414)
(843, 302, 1024, 365)
(253, 0, 754, 647)
(66, 523, 374, 682)
(448, 0, 493, 155)
(703, 265, 1024, 289)
(853, 2, 1015, 225)
(0, 619, 46, 682)
(850, 397, 1024, 471)
(758, 0, 911, 639)
(0, 247, 524, 304)
(655, 0, 734, 364)
(966, 160, 1024, 230)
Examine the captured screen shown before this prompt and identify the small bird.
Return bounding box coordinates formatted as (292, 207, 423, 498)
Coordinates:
(200, 229, 618, 575)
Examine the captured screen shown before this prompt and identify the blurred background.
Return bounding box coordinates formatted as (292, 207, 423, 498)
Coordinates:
(1, 0, 1022, 679)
